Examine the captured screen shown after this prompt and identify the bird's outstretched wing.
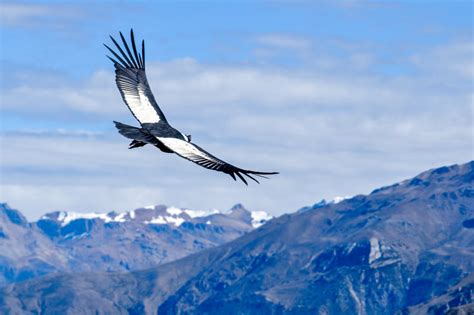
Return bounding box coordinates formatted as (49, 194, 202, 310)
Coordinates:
(105, 29, 167, 124)
(157, 137, 279, 185)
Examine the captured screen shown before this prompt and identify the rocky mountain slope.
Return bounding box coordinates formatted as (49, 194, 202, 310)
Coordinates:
(1, 161, 472, 314)
(0, 203, 272, 287)
(0, 206, 69, 287)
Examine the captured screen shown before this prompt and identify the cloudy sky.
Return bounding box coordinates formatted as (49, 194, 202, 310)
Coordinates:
(1, 1, 472, 219)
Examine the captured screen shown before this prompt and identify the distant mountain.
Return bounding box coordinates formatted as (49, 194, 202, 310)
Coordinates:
(297, 196, 350, 213)
(0, 205, 69, 287)
(1, 161, 473, 314)
(0, 203, 272, 287)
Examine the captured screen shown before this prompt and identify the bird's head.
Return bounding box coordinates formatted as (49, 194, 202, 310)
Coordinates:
(180, 132, 192, 142)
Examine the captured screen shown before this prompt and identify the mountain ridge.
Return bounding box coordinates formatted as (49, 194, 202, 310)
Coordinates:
(0, 203, 273, 287)
(1, 161, 473, 314)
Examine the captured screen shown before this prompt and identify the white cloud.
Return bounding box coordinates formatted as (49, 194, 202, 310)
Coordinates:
(1, 70, 119, 120)
(4, 50, 468, 123)
(1, 4, 53, 25)
(0, 3, 81, 27)
(410, 41, 474, 79)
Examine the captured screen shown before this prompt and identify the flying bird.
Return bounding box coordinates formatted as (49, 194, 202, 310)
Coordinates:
(104, 29, 278, 185)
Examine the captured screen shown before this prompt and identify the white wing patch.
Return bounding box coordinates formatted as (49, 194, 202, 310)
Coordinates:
(154, 136, 278, 184)
(157, 137, 222, 167)
(117, 78, 161, 124)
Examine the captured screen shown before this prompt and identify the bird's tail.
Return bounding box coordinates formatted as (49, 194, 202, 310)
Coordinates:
(113, 121, 157, 148)
(128, 139, 147, 149)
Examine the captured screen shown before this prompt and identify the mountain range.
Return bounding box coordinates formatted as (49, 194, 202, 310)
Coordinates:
(0, 203, 272, 287)
(0, 161, 473, 314)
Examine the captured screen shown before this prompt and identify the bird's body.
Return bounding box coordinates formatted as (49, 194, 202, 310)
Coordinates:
(105, 30, 278, 184)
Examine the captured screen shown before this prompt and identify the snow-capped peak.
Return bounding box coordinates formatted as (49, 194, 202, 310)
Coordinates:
(333, 196, 350, 204)
(39, 204, 272, 229)
(144, 215, 185, 226)
(51, 211, 126, 227)
(166, 207, 183, 216)
(184, 209, 220, 218)
(251, 211, 274, 228)
(144, 206, 219, 226)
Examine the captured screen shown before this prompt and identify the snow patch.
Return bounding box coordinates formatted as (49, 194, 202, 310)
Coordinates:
(129, 210, 135, 219)
(57, 211, 66, 222)
(184, 209, 220, 218)
(369, 237, 382, 264)
(113, 212, 127, 223)
(73, 232, 89, 240)
(56, 211, 114, 226)
(144, 205, 155, 210)
(166, 207, 183, 216)
(251, 211, 273, 228)
(45, 210, 135, 226)
(165, 216, 185, 227)
(206, 220, 212, 225)
(333, 196, 350, 204)
(347, 280, 364, 315)
(145, 216, 166, 225)
(145, 215, 185, 227)
(347, 242, 357, 253)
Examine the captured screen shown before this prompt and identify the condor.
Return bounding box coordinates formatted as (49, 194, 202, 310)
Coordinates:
(105, 30, 278, 185)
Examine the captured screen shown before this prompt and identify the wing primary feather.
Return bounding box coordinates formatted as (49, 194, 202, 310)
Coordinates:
(106, 55, 126, 71)
(109, 36, 133, 68)
(142, 40, 145, 69)
(155, 136, 277, 185)
(245, 171, 279, 179)
(243, 172, 260, 184)
(105, 55, 118, 65)
(237, 169, 279, 180)
(130, 29, 142, 69)
(235, 172, 248, 185)
(104, 44, 130, 68)
(119, 32, 139, 68)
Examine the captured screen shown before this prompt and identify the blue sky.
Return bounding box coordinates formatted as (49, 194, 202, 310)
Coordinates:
(1, 1, 473, 219)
